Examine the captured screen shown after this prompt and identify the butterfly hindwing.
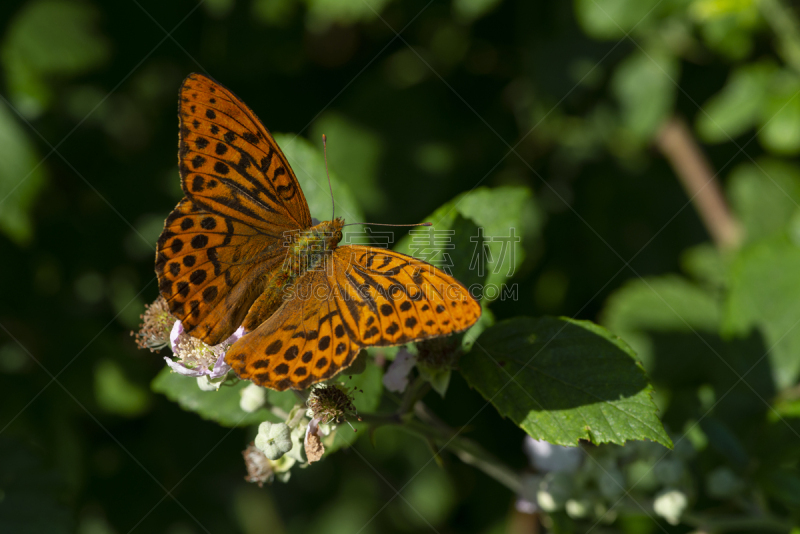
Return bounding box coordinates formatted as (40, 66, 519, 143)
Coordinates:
(224, 246, 481, 391)
(225, 270, 360, 391)
(333, 246, 481, 346)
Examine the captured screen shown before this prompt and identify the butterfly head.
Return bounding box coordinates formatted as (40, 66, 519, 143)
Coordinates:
(314, 217, 345, 250)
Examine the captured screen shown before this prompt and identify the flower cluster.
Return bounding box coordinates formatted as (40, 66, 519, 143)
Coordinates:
(134, 297, 245, 386)
(165, 321, 244, 382)
(518, 435, 698, 527)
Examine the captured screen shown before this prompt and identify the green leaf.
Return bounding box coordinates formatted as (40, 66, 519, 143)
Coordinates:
(601, 276, 721, 370)
(728, 158, 800, 242)
(0, 101, 47, 244)
(460, 316, 671, 447)
(345, 357, 383, 414)
(417, 365, 451, 397)
(697, 61, 776, 143)
(761, 469, 800, 508)
(94, 359, 152, 417)
(303, 0, 392, 28)
(759, 71, 800, 155)
(1, 0, 110, 117)
(611, 46, 679, 142)
(273, 133, 364, 239)
(574, 0, 661, 40)
(680, 243, 729, 289)
(151, 369, 295, 426)
(695, 9, 758, 60)
(723, 235, 800, 389)
(395, 186, 542, 295)
(310, 112, 386, 215)
(252, 0, 297, 25)
(453, 0, 503, 22)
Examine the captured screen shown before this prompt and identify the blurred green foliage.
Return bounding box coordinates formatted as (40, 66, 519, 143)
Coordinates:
(4, 0, 800, 532)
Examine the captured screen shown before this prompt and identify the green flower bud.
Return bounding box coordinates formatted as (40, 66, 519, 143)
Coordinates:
(565, 498, 591, 519)
(255, 422, 293, 460)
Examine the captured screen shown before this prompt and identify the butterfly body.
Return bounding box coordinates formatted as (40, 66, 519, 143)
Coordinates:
(283, 217, 344, 277)
(157, 73, 481, 391)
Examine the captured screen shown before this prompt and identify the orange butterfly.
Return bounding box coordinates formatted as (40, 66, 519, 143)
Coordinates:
(155, 73, 481, 391)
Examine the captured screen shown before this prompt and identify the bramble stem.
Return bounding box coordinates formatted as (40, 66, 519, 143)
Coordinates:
(656, 116, 743, 251)
(359, 404, 523, 493)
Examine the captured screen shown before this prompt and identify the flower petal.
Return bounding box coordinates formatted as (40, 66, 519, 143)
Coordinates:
(170, 320, 184, 352)
(163, 356, 205, 377)
(225, 325, 246, 344)
(208, 351, 232, 379)
(382, 348, 417, 393)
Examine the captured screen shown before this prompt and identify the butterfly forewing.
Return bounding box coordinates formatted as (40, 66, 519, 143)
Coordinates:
(156, 199, 284, 344)
(179, 73, 312, 230)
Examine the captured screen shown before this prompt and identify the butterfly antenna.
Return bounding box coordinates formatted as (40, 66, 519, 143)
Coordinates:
(323, 134, 334, 220)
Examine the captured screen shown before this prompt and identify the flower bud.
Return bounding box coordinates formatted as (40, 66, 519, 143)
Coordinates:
(254, 422, 293, 460)
(653, 488, 688, 525)
(565, 498, 591, 519)
(196, 375, 225, 391)
(240, 383, 266, 413)
(536, 472, 573, 512)
(382, 349, 417, 393)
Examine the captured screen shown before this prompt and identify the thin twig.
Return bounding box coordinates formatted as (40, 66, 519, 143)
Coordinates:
(656, 116, 743, 251)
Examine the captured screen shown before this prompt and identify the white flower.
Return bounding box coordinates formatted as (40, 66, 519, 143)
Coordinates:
(254, 422, 293, 460)
(382, 348, 417, 393)
(523, 436, 582, 473)
(565, 498, 591, 519)
(653, 488, 688, 525)
(164, 322, 245, 379)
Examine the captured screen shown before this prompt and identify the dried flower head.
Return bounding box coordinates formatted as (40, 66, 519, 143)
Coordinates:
(132, 296, 175, 352)
(242, 442, 273, 487)
(306, 384, 359, 425)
